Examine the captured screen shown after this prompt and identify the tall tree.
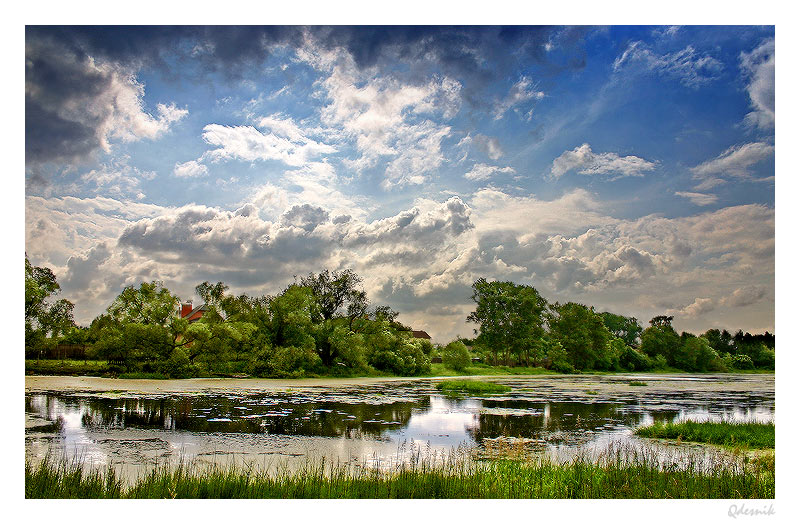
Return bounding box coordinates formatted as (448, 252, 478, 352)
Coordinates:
(640, 315, 681, 366)
(548, 302, 612, 370)
(300, 269, 367, 323)
(25, 255, 74, 353)
(466, 279, 548, 365)
(599, 312, 642, 347)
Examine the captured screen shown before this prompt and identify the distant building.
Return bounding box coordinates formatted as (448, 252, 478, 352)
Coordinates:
(410, 330, 431, 340)
(179, 302, 208, 323)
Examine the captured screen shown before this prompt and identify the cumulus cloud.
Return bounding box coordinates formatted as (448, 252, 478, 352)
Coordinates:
(464, 164, 516, 182)
(174, 160, 209, 178)
(200, 123, 336, 166)
(26, 36, 187, 165)
(740, 38, 775, 130)
(670, 297, 715, 318)
(675, 191, 718, 206)
(723, 286, 767, 307)
(550, 143, 657, 179)
(613, 41, 723, 88)
(690, 142, 774, 182)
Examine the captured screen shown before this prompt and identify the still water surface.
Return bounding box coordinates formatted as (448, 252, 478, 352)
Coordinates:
(25, 374, 774, 480)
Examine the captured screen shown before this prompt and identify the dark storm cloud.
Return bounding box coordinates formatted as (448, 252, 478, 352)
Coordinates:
(26, 26, 589, 166)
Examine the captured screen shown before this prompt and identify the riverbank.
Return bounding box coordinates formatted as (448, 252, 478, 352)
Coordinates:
(25, 372, 775, 398)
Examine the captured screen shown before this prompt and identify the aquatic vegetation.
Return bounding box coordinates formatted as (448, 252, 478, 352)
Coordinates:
(628, 381, 648, 386)
(26, 445, 775, 499)
(635, 420, 775, 449)
(435, 380, 511, 394)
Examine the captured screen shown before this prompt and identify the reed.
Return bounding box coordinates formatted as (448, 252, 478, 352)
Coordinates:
(26, 444, 774, 499)
(635, 420, 775, 449)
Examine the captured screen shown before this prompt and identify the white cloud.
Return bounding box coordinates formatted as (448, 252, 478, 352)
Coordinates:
(200, 123, 336, 166)
(464, 163, 516, 182)
(613, 41, 723, 88)
(550, 143, 657, 179)
(670, 297, 715, 318)
(675, 191, 718, 206)
(690, 142, 774, 181)
(493, 76, 545, 120)
(740, 39, 775, 130)
(723, 286, 767, 307)
(173, 160, 209, 178)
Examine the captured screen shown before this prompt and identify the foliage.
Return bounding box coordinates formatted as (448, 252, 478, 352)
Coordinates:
(441, 340, 471, 372)
(732, 354, 755, 370)
(618, 345, 652, 371)
(599, 312, 642, 347)
(640, 316, 681, 366)
(467, 279, 548, 366)
(25, 255, 75, 355)
(547, 302, 612, 370)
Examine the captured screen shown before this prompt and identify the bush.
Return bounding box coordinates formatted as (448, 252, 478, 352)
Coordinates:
(442, 341, 471, 372)
(369, 337, 430, 376)
(157, 347, 191, 378)
(732, 354, 755, 370)
(619, 345, 652, 371)
(271, 344, 323, 377)
(552, 361, 577, 374)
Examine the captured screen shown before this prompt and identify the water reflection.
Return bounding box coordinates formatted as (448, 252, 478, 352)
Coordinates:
(25, 376, 775, 480)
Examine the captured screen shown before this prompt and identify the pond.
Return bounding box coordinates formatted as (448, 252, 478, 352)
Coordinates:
(25, 374, 774, 481)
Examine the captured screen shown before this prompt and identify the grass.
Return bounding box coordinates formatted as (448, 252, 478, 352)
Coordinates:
(635, 420, 775, 450)
(26, 445, 774, 499)
(628, 380, 648, 386)
(25, 359, 109, 376)
(436, 379, 512, 394)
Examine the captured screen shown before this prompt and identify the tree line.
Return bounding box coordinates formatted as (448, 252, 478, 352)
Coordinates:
(25, 256, 774, 377)
(465, 278, 774, 373)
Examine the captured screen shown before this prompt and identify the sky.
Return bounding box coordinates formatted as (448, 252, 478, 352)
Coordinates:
(24, 24, 776, 342)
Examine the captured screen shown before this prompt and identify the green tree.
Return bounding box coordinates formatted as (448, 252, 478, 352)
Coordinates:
(300, 269, 368, 327)
(599, 312, 642, 347)
(442, 340, 471, 372)
(547, 302, 612, 370)
(640, 316, 681, 366)
(466, 279, 548, 366)
(25, 255, 74, 355)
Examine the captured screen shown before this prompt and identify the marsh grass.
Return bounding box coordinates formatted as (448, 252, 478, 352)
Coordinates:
(26, 443, 774, 499)
(435, 380, 511, 394)
(635, 420, 775, 450)
(628, 381, 648, 386)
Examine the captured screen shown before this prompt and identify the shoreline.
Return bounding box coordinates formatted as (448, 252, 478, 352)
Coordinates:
(25, 372, 775, 396)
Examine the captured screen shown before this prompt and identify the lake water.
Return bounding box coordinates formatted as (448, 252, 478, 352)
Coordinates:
(25, 374, 774, 481)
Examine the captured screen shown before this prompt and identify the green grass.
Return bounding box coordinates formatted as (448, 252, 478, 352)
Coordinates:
(435, 379, 512, 394)
(635, 420, 775, 450)
(628, 380, 648, 386)
(428, 363, 554, 377)
(26, 448, 774, 499)
(25, 359, 109, 376)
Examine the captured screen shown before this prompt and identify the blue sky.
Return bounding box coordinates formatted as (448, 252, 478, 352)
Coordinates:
(24, 25, 775, 341)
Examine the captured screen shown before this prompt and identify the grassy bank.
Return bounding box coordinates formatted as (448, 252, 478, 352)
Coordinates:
(25, 359, 109, 376)
(635, 420, 775, 450)
(26, 448, 774, 499)
(436, 379, 512, 394)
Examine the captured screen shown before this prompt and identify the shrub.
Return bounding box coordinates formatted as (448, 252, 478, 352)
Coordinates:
(442, 341, 471, 372)
(619, 345, 652, 371)
(157, 347, 191, 378)
(732, 354, 755, 370)
(271, 344, 323, 377)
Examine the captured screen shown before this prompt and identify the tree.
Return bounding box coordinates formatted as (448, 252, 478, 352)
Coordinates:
(599, 312, 642, 347)
(25, 255, 74, 355)
(547, 302, 612, 370)
(466, 279, 548, 366)
(107, 281, 180, 326)
(442, 340, 471, 372)
(300, 269, 367, 324)
(640, 316, 681, 366)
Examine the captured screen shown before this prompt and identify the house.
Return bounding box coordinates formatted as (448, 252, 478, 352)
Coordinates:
(179, 302, 208, 323)
(410, 330, 431, 340)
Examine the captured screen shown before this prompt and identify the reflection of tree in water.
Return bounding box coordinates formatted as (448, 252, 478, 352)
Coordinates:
(468, 401, 640, 441)
(26, 393, 428, 438)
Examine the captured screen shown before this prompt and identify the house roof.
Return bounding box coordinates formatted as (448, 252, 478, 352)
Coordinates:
(411, 330, 431, 339)
(181, 303, 208, 322)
